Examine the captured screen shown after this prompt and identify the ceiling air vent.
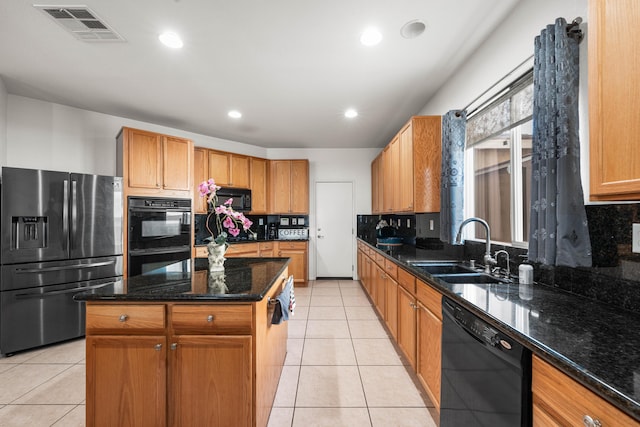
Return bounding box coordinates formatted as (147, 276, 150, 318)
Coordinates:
(33, 5, 125, 42)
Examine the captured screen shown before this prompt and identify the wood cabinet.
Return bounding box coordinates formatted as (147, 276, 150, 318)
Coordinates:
(208, 150, 251, 189)
(258, 241, 275, 257)
(383, 259, 398, 339)
(532, 355, 637, 426)
(397, 283, 417, 369)
(589, 0, 640, 200)
(277, 241, 308, 285)
(371, 116, 441, 213)
(270, 160, 309, 214)
(226, 242, 260, 258)
(371, 154, 383, 214)
(250, 157, 268, 214)
(416, 278, 442, 411)
(85, 270, 288, 427)
(193, 147, 209, 214)
(117, 127, 193, 196)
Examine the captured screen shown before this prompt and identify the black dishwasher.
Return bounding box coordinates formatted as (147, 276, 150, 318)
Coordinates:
(440, 297, 531, 427)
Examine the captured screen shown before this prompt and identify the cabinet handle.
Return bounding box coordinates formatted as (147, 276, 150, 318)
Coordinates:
(582, 415, 602, 427)
(155, 344, 162, 351)
(207, 315, 214, 322)
(171, 343, 177, 351)
(119, 314, 128, 322)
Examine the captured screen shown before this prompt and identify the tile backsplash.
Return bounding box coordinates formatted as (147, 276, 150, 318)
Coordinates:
(358, 203, 640, 314)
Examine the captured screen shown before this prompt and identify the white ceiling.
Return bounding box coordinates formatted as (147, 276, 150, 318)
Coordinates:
(0, 0, 520, 149)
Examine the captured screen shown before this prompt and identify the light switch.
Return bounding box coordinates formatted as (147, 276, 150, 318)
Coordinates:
(633, 224, 640, 253)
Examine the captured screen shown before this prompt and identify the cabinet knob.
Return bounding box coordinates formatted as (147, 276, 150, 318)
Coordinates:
(171, 343, 177, 351)
(207, 315, 214, 322)
(119, 314, 128, 322)
(583, 415, 602, 427)
(155, 344, 162, 351)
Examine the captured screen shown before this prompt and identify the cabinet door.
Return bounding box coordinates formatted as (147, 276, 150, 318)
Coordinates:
(230, 154, 250, 188)
(371, 157, 380, 214)
(382, 144, 394, 213)
(413, 116, 442, 213)
(589, 0, 640, 200)
(169, 335, 252, 427)
(270, 160, 292, 213)
(209, 151, 230, 186)
(127, 128, 162, 189)
(250, 157, 268, 214)
(163, 136, 192, 191)
(397, 285, 416, 368)
(193, 147, 209, 214)
(385, 276, 398, 339)
(373, 263, 386, 316)
(390, 136, 401, 212)
(86, 335, 167, 427)
(278, 243, 307, 284)
(399, 123, 414, 212)
(290, 160, 309, 214)
(417, 301, 441, 409)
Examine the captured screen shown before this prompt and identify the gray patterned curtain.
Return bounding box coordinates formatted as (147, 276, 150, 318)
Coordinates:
(440, 110, 467, 244)
(528, 18, 591, 267)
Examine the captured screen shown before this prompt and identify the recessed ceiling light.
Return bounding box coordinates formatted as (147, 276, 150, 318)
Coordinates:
(400, 20, 426, 39)
(345, 109, 358, 119)
(228, 110, 242, 119)
(159, 31, 183, 49)
(360, 27, 382, 46)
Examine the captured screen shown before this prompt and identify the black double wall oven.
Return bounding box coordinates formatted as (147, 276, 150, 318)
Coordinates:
(127, 197, 191, 277)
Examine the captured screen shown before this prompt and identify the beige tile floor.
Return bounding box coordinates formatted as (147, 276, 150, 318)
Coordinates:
(0, 279, 437, 427)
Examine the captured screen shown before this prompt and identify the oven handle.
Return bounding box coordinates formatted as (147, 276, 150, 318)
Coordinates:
(129, 246, 191, 256)
(129, 208, 191, 213)
(15, 260, 116, 274)
(15, 282, 114, 299)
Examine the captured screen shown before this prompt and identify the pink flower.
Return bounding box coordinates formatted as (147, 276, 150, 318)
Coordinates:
(228, 227, 240, 237)
(223, 216, 235, 229)
(224, 198, 233, 206)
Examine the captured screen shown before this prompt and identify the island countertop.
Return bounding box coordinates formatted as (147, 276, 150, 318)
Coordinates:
(74, 257, 291, 302)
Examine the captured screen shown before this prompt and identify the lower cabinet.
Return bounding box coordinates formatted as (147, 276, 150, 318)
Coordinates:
(532, 355, 637, 427)
(416, 278, 442, 411)
(277, 241, 308, 285)
(397, 284, 417, 369)
(384, 274, 398, 339)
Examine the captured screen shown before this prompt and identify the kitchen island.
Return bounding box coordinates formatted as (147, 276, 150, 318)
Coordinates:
(75, 257, 291, 427)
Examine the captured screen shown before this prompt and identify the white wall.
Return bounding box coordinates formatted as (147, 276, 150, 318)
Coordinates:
(418, 0, 590, 198)
(268, 147, 379, 279)
(0, 77, 7, 166)
(5, 95, 268, 175)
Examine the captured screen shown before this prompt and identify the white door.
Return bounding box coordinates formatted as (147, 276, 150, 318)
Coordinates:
(316, 182, 354, 278)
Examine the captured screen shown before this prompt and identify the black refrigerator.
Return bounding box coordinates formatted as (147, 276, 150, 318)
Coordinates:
(0, 167, 123, 355)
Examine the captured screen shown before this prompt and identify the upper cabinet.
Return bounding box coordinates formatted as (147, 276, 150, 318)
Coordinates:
(208, 150, 250, 189)
(372, 116, 441, 214)
(117, 127, 193, 198)
(270, 160, 309, 214)
(193, 147, 209, 214)
(589, 0, 640, 200)
(250, 157, 268, 214)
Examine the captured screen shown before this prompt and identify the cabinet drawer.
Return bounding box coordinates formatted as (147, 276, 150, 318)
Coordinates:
(416, 280, 442, 320)
(259, 242, 274, 251)
(375, 252, 385, 266)
(384, 259, 398, 279)
(397, 268, 416, 294)
(532, 356, 637, 427)
(278, 241, 307, 250)
(171, 304, 252, 334)
(86, 304, 165, 332)
(194, 246, 208, 258)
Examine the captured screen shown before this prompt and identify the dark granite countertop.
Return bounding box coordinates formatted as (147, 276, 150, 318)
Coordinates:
(194, 239, 309, 247)
(74, 257, 291, 302)
(358, 238, 640, 422)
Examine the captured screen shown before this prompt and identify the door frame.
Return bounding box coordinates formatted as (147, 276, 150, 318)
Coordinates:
(314, 181, 355, 280)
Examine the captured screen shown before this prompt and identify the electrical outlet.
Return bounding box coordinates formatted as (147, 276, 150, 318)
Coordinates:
(406, 219, 410, 228)
(429, 219, 434, 231)
(633, 224, 640, 253)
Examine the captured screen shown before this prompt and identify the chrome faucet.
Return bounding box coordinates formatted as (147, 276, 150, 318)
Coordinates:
(494, 250, 510, 278)
(455, 217, 497, 274)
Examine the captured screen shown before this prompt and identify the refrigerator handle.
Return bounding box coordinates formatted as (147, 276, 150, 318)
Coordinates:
(62, 179, 69, 252)
(71, 179, 77, 249)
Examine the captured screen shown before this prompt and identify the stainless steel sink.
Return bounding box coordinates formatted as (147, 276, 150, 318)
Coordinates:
(407, 261, 476, 275)
(432, 272, 509, 285)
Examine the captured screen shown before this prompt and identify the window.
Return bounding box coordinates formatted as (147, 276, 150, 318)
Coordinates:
(464, 71, 533, 247)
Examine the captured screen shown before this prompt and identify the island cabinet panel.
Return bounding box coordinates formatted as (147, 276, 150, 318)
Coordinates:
(169, 335, 252, 427)
(86, 335, 167, 427)
(532, 355, 637, 426)
(589, 0, 640, 200)
(170, 304, 252, 335)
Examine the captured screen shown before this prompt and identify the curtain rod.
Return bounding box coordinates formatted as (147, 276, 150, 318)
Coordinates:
(457, 16, 583, 117)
